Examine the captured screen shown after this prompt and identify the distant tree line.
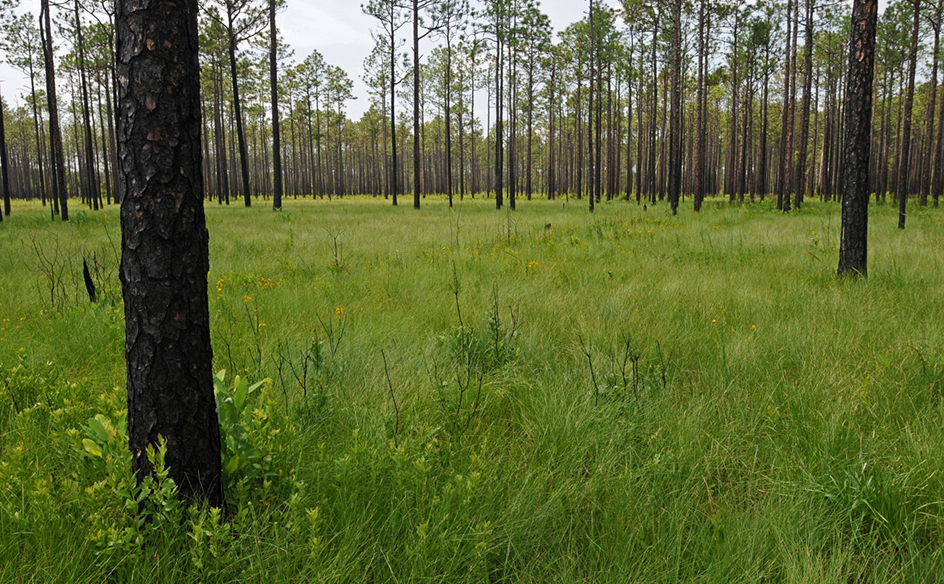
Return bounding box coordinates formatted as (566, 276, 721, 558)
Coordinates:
(0, 0, 940, 222)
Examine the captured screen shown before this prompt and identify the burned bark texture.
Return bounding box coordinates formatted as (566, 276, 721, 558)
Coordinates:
(838, 0, 878, 277)
(117, 0, 223, 506)
(0, 83, 10, 219)
(41, 0, 68, 221)
(269, 0, 282, 211)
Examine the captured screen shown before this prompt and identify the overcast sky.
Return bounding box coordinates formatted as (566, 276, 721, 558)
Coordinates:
(0, 0, 623, 118)
(3, 1, 883, 120)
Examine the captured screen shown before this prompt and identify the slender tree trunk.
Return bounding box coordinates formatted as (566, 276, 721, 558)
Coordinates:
(227, 11, 252, 207)
(694, 4, 706, 211)
(270, 0, 283, 210)
(759, 45, 770, 200)
(389, 27, 399, 206)
(446, 35, 454, 207)
(74, 0, 100, 211)
(668, 0, 683, 215)
(778, 0, 793, 210)
(412, 0, 421, 209)
(0, 84, 9, 218)
(41, 0, 68, 221)
(97, 81, 113, 205)
(794, 0, 814, 209)
(898, 0, 921, 229)
(27, 64, 48, 209)
(589, 0, 596, 212)
(495, 31, 504, 209)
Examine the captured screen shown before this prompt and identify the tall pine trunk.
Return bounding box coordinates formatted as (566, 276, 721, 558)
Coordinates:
(117, 0, 223, 505)
(41, 0, 68, 221)
(270, 0, 283, 210)
(898, 0, 920, 229)
(838, 0, 878, 277)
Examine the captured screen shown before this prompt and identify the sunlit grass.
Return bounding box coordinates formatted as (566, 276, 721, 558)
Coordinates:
(1, 195, 943, 581)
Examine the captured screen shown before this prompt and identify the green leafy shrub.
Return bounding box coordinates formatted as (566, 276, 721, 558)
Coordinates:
(214, 370, 297, 506)
(439, 299, 520, 375)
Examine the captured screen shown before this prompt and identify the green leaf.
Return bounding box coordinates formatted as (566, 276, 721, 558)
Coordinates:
(234, 376, 249, 412)
(224, 455, 240, 475)
(87, 417, 109, 442)
(82, 438, 103, 458)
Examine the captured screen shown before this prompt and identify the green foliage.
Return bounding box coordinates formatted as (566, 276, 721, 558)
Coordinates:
(2, 198, 944, 581)
(439, 289, 520, 375)
(84, 436, 185, 557)
(214, 370, 297, 506)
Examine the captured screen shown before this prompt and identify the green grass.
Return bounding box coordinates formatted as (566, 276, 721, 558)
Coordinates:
(1, 195, 944, 582)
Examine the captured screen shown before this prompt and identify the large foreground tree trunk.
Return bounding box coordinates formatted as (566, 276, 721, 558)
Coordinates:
(838, 0, 878, 277)
(117, 0, 223, 505)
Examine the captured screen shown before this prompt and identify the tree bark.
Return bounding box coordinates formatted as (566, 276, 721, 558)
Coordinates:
(838, 0, 878, 277)
(227, 9, 252, 207)
(74, 0, 100, 211)
(269, 0, 283, 210)
(412, 0, 421, 209)
(897, 0, 921, 229)
(668, 0, 683, 215)
(0, 84, 9, 218)
(117, 0, 223, 505)
(794, 0, 814, 210)
(40, 0, 68, 221)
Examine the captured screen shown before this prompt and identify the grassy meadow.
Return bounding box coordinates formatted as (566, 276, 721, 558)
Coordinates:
(1, 195, 944, 582)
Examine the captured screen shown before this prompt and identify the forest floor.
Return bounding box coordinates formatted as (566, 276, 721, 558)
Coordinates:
(1, 196, 943, 582)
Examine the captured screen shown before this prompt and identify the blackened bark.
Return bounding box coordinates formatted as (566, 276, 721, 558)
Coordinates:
(74, 0, 100, 211)
(668, 0, 683, 215)
(925, 12, 940, 206)
(269, 0, 282, 210)
(0, 84, 10, 218)
(28, 64, 48, 209)
(117, 0, 223, 506)
(445, 35, 453, 207)
(589, 0, 596, 213)
(83, 259, 97, 303)
(794, 0, 814, 210)
(898, 0, 920, 229)
(759, 42, 770, 200)
(495, 31, 504, 210)
(41, 0, 68, 221)
(390, 22, 399, 206)
(778, 0, 792, 210)
(412, 0, 421, 209)
(838, 0, 878, 277)
(694, 1, 706, 212)
(227, 8, 252, 207)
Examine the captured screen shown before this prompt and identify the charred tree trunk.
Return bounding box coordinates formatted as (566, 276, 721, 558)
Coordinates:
(668, 0, 683, 215)
(117, 0, 223, 506)
(794, 0, 814, 210)
(694, 1, 707, 211)
(41, 0, 68, 221)
(226, 10, 252, 207)
(838, 0, 878, 277)
(74, 0, 100, 211)
(270, 0, 283, 210)
(0, 84, 9, 218)
(412, 0, 421, 209)
(898, 0, 920, 229)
